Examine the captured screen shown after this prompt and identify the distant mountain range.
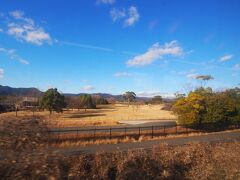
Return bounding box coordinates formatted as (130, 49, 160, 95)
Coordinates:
(0, 85, 177, 102)
(64, 93, 150, 101)
(64, 92, 122, 99)
(0, 85, 151, 101)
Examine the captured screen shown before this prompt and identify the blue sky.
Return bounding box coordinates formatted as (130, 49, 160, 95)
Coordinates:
(0, 0, 240, 97)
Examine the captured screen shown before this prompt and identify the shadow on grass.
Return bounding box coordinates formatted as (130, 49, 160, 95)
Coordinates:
(65, 113, 106, 119)
(66, 110, 103, 114)
(64, 109, 117, 115)
(96, 106, 116, 110)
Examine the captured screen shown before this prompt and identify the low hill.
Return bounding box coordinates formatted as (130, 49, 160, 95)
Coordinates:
(0, 85, 42, 97)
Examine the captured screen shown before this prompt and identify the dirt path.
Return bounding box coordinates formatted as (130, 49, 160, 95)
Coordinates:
(51, 130, 240, 155)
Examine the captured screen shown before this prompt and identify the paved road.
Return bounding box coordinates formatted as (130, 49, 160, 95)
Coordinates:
(52, 130, 240, 155)
(50, 120, 177, 134)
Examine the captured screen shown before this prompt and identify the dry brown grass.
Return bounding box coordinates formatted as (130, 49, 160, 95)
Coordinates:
(50, 128, 240, 148)
(50, 136, 138, 147)
(49, 126, 200, 147)
(0, 104, 176, 128)
(50, 129, 239, 148)
(1, 141, 240, 179)
(0, 117, 48, 152)
(49, 133, 205, 148)
(1, 116, 240, 179)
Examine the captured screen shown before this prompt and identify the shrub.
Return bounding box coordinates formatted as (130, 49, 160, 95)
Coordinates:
(173, 87, 240, 128)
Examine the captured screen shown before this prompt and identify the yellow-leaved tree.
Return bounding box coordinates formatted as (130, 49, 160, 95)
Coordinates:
(173, 92, 205, 126)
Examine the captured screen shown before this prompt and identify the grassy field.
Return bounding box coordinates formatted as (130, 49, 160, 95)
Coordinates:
(0, 104, 176, 128)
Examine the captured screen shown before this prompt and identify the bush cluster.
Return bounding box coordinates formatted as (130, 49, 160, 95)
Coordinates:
(173, 87, 240, 128)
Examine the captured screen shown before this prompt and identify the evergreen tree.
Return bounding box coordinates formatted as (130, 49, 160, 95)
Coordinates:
(40, 88, 66, 114)
(79, 94, 96, 110)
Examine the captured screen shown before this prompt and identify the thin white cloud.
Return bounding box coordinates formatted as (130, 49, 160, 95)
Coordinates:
(114, 72, 132, 77)
(0, 68, 4, 79)
(127, 40, 183, 67)
(82, 85, 95, 91)
(176, 69, 199, 79)
(0, 47, 29, 65)
(168, 21, 180, 33)
(219, 54, 233, 62)
(59, 41, 112, 52)
(204, 34, 214, 43)
(232, 73, 239, 77)
(233, 64, 240, 71)
(172, 59, 234, 71)
(97, 0, 115, 5)
(0, 12, 4, 18)
(7, 10, 52, 45)
(124, 6, 139, 27)
(176, 69, 196, 75)
(9, 10, 24, 19)
(185, 49, 194, 55)
(148, 20, 157, 30)
(137, 91, 175, 98)
(63, 80, 71, 84)
(121, 51, 139, 55)
(171, 69, 199, 79)
(0, 28, 3, 32)
(81, 79, 88, 83)
(110, 6, 139, 27)
(110, 8, 126, 22)
(186, 73, 198, 79)
(19, 59, 29, 65)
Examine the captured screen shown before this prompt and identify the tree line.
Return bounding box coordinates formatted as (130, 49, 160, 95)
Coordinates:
(40, 89, 110, 114)
(0, 88, 109, 115)
(0, 89, 165, 114)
